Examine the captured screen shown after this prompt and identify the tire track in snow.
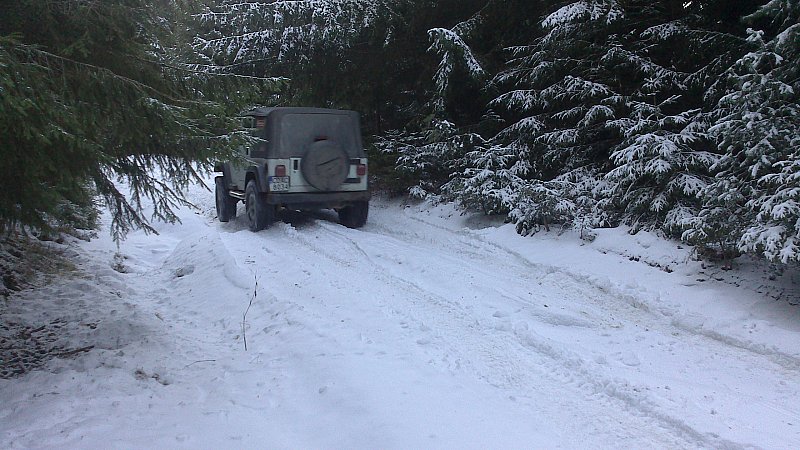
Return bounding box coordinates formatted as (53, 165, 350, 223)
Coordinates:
(282, 220, 725, 449)
(406, 211, 800, 412)
(357, 206, 799, 447)
(401, 208, 800, 373)
(389, 207, 800, 403)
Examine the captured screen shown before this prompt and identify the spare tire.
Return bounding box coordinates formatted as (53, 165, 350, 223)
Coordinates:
(301, 140, 349, 191)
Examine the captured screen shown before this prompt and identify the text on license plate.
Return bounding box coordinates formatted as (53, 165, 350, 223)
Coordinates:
(269, 176, 290, 192)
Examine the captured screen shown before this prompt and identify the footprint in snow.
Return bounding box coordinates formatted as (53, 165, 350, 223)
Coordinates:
(620, 352, 641, 367)
(174, 265, 195, 278)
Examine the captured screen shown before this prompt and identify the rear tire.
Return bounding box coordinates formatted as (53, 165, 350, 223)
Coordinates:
(338, 201, 368, 229)
(245, 180, 275, 231)
(215, 176, 237, 222)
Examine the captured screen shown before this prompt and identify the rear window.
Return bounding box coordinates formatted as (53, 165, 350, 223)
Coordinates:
(279, 113, 360, 156)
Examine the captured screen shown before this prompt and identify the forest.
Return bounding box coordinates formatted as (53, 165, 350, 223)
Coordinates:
(0, 0, 798, 262)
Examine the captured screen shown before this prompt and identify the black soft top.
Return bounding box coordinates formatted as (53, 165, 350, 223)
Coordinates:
(246, 106, 357, 118)
(246, 107, 364, 158)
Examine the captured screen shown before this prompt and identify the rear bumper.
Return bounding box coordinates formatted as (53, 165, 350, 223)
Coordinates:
(265, 190, 371, 209)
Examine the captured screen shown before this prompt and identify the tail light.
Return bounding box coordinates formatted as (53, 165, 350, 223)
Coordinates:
(356, 164, 367, 176)
(275, 165, 287, 177)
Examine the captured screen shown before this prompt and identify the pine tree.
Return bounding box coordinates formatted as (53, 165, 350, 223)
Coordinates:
(414, 1, 626, 229)
(510, 167, 608, 235)
(445, 141, 526, 215)
(449, 1, 625, 230)
(193, 0, 463, 134)
(696, 2, 800, 262)
(418, 1, 540, 217)
(375, 119, 475, 198)
(604, 106, 717, 234)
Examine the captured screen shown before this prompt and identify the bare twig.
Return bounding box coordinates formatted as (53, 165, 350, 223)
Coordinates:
(183, 359, 216, 369)
(242, 274, 259, 351)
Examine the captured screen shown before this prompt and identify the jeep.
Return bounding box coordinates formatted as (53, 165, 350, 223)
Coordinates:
(214, 107, 370, 231)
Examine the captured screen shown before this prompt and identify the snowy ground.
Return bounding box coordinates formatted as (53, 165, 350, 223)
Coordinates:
(2, 178, 800, 449)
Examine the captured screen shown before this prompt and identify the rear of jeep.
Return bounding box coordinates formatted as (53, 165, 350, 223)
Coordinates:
(214, 107, 370, 231)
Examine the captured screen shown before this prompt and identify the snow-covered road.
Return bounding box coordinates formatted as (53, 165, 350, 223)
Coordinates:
(2, 183, 800, 448)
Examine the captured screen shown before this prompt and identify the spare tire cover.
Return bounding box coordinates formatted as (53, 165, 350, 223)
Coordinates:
(301, 140, 349, 191)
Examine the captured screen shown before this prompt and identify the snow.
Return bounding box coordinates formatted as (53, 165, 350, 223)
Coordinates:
(2, 179, 800, 448)
(542, 1, 624, 29)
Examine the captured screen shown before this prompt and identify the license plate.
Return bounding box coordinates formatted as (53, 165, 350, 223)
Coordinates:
(269, 176, 290, 192)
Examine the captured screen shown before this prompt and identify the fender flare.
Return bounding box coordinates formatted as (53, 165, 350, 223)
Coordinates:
(245, 165, 269, 193)
(214, 163, 234, 191)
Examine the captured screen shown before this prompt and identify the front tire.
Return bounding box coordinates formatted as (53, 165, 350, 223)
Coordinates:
(338, 201, 368, 228)
(245, 180, 275, 231)
(215, 176, 237, 222)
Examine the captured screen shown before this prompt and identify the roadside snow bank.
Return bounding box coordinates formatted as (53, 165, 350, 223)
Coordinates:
(162, 229, 253, 291)
(407, 199, 800, 364)
(0, 211, 261, 447)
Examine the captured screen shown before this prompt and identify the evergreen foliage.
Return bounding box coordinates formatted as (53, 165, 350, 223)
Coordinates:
(691, 3, 800, 262)
(2, 0, 798, 265)
(193, 0, 484, 133)
(0, 0, 279, 238)
(370, 0, 797, 263)
(376, 119, 475, 199)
